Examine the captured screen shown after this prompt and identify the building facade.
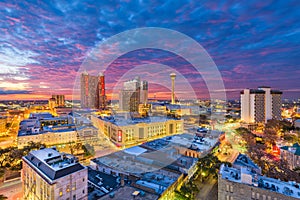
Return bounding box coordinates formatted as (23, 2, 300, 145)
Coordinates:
(93, 116, 183, 147)
(51, 95, 65, 107)
(119, 77, 148, 112)
(17, 129, 78, 149)
(219, 163, 300, 200)
(80, 71, 106, 109)
(280, 143, 300, 170)
(17, 113, 93, 148)
(241, 87, 282, 123)
(140, 80, 148, 105)
(22, 148, 87, 200)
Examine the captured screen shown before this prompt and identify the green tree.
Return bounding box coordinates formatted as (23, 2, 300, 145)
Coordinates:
(0, 194, 8, 200)
(82, 144, 95, 156)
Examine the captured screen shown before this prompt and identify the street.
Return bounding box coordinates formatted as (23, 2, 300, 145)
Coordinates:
(195, 175, 217, 200)
(0, 178, 22, 200)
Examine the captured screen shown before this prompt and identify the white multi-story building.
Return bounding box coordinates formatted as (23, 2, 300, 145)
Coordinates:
(17, 113, 98, 148)
(22, 148, 87, 200)
(93, 115, 183, 147)
(241, 87, 282, 123)
(219, 157, 300, 200)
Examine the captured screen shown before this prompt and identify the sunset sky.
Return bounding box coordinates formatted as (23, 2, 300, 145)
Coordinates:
(0, 0, 299, 100)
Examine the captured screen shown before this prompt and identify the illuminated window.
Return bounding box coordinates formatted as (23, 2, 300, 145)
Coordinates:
(251, 192, 255, 199)
(59, 188, 63, 196)
(256, 193, 260, 199)
(240, 188, 244, 195)
(230, 186, 233, 193)
(226, 185, 229, 192)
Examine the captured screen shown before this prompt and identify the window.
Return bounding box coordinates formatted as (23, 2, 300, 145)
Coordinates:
(59, 188, 63, 196)
(82, 189, 85, 194)
(66, 185, 70, 192)
(73, 195, 76, 200)
(240, 188, 244, 195)
(230, 186, 233, 193)
(226, 184, 229, 192)
(256, 193, 260, 200)
(83, 178, 85, 182)
(251, 192, 255, 199)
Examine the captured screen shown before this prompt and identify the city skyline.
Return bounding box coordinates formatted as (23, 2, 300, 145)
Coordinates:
(0, 1, 299, 101)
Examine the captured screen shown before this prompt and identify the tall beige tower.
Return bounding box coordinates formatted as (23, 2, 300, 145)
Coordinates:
(170, 72, 176, 104)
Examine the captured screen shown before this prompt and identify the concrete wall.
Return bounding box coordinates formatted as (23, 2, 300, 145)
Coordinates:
(218, 175, 298, 200)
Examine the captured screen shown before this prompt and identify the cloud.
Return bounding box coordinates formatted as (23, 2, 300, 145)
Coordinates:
(0, 89, 32, 95)
(0, 0, 299, 99)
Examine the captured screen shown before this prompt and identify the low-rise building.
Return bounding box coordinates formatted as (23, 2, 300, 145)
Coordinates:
(17, 126, 78, 148)
(89, 134, 201, 200)
(141, 132, 221, 159)
(280, 143, 300, 170)
(218, 156, 300, 200)
(17, 113, 98, 148)
(22, 147, 87, 200)
(92, 115, 183, 147)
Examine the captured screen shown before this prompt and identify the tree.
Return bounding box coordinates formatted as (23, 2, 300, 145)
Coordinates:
(197, 154, 223, 179)
(0, 195, 8, 200)
(82, 144, 95, 156)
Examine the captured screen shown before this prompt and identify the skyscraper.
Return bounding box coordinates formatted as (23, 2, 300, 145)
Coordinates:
(119, 77, 140, 112)
(51, 95, 65, 107)
(48, 97, 56, 115)
(119, 77, 148, 112)
(98, 72, 106, 110)
(241, 87, 282, 123)
(80, 71, 106, 109)
(140, 80, 148, 105)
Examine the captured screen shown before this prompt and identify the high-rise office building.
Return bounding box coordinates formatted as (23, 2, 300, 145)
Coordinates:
(119, 77, 148, 112)
(140, 80, 148, 105)
(80, 71, 106, 109)
(51, 95, 65, 107)
(241, 87, 282, 123)
(22, 148, 87, 200)
(98, 72, 106, 110)
(48, 98, 56, 110)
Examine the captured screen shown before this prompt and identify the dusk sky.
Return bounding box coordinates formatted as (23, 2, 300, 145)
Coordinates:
(0, 0, 299, 100)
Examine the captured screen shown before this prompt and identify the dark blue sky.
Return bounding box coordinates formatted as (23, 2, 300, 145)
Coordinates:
(0, 0, 299, 100)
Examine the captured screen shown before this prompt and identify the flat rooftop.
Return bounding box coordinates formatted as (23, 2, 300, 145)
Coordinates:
(220, 164, 300, 199)
(141, 133, 219, 153)
(101, 116, 182, 126)
(88, 167, 118, 197)
(100, 186, 159, 200)
(23, 148, 85, 182)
